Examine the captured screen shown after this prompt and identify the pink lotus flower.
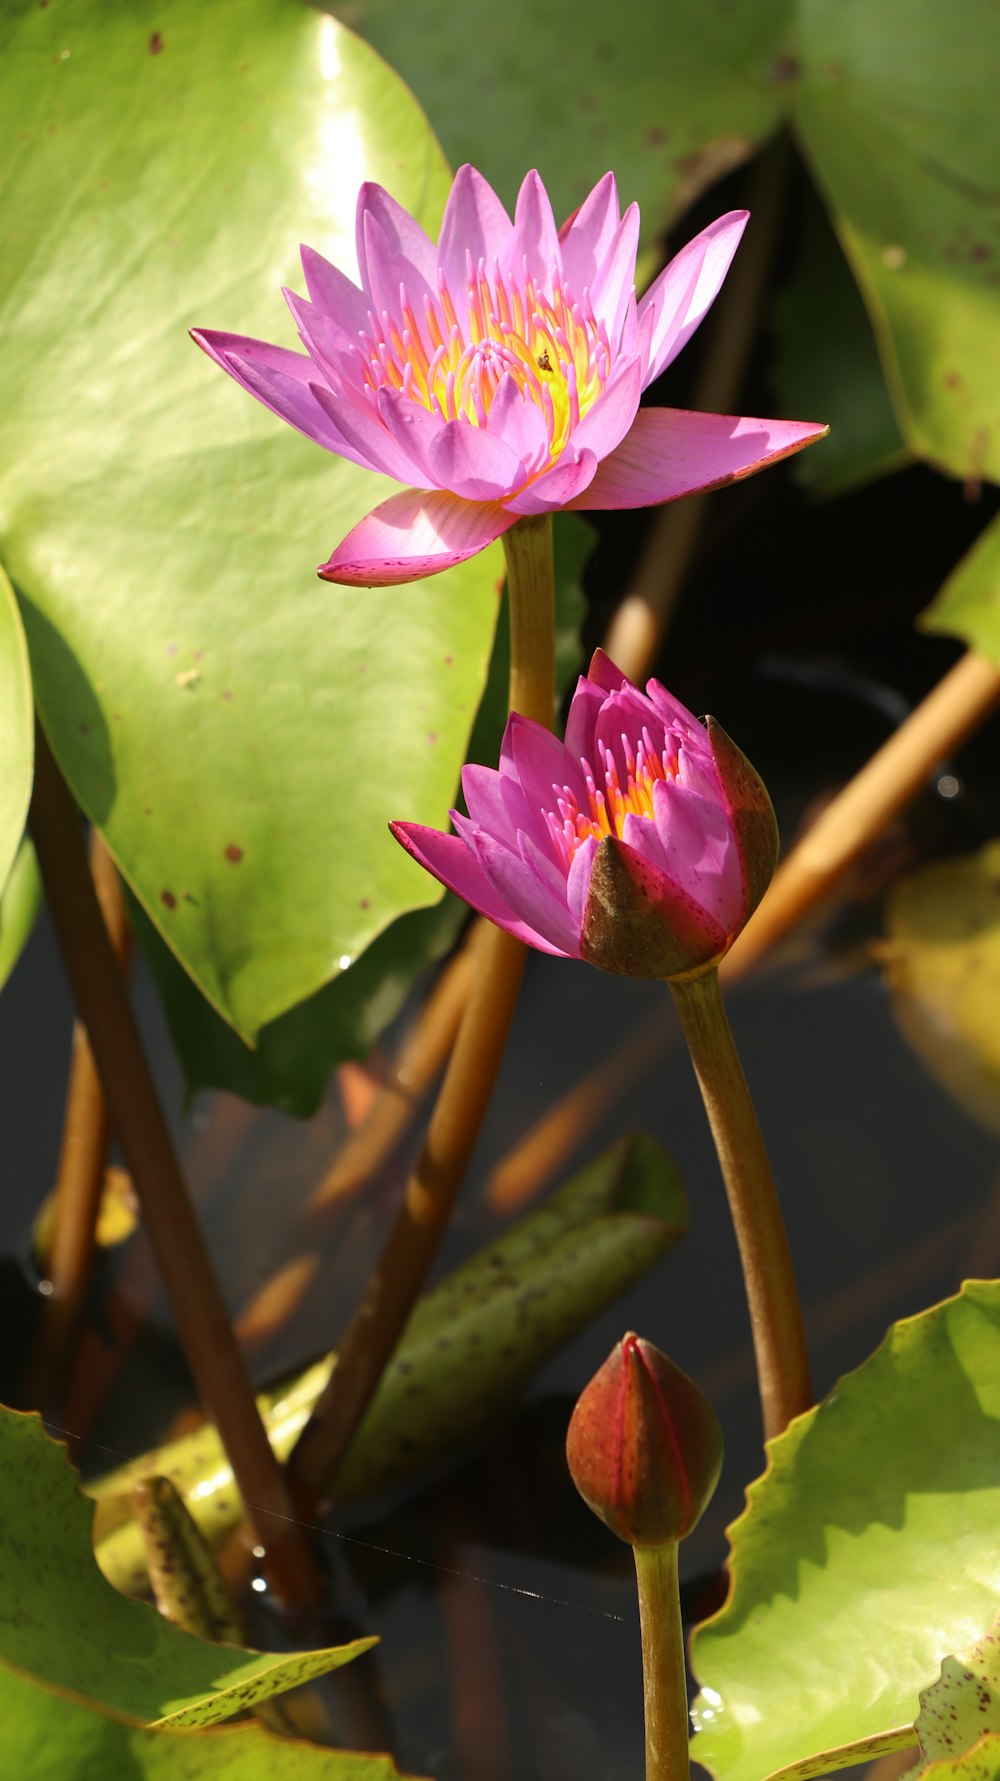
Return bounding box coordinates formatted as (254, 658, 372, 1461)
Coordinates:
(391, 650, 778, 980)
(193, 166, 825, 586)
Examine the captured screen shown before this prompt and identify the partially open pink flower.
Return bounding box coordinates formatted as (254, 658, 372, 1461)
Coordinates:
(193, 166, 826, 585)
(391, 650, 778, 980)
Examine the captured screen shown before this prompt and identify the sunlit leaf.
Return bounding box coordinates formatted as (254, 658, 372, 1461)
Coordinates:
(913, 1616, 1000, 1780)
(0, 1407, 373, 1728)
(0, 0, 500, 1044)
(0, 1657, 427, 1780)
(691, 1280, 1000, 1781)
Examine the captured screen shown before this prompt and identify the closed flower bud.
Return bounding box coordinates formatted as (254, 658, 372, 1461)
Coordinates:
(565, 1333, 723, 1548)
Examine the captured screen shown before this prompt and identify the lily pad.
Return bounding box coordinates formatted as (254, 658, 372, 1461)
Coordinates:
(879, 842, 1000, 1137)
(921, 509, 1000, 659)
(0, 565, 33, 899)
(914, 1617, 1000, 1778)
(0, 1407, 373, 1728)
(0, 1656, 427, 1780)
(337, 0, 1000, 486)
(691, 1279, 1000, 1781)
(0, 0, 500, 1043)
(92, 1130, 687, 1594)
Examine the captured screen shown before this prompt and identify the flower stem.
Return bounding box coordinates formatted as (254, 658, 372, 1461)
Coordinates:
(723, 648, 1000, 982)
(633, 1542, 690, 1781)
(29, 726, 322, 1609)
(287, 514, 555, 1512)
(503, 513, 555, 726)
(669, 966, 811, 1441)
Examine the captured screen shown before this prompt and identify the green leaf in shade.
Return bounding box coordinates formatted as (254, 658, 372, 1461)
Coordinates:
(0, 565, 33, 899)
(337, 0, 999, 488)
(786, 0, 1000, 486)
(878, 841, 1000, 1139)
(92, 1132, 687, 1595)
(0, 0, 500, 1044)
(126, 510, 594, 1116)
(0, 836, 42, 994)
(771, 182, 909, 495)
(0, 1658, 428, 1781)
(332, 0, 784, 248)
(691, 1279, 1000, 1781)
(0, 1407, 374, 1728)
(920, 511, 1000, 659)
(913, 1616, 1000, 1781)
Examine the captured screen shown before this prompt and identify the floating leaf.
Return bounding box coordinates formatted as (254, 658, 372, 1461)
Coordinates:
(0, 0, 500, 1044)
(914, 1616, 1000, 1778)
(0, 565, 33, 899)
(691, 1279, 1000, 1781)
(879, 841, 1000, 1138)
(0, 1656, 427, 1781)
(0, 1408, 373, 1728)
(93, 1131, 687, 1594)
(921, 510, 1000, 659)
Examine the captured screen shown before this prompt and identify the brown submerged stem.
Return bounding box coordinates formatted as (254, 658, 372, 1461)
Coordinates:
(29, 727, 320, 1609)
(669, 966, 811, 1442)
(634, 1542, 690, 1781)
(287, 515, 555, 1512)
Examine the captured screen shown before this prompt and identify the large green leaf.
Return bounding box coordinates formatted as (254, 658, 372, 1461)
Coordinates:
(336, 0, 1000, 486)
(92, 1131, 687, 1594)
(920, 510, 1000, 658)
(0, 836, 41, 994)
(0, 1407, 373, 1728)
(0, 1657, 427, 1781)
(0, 565, 33, 898)
(0, 0, 500, 1043)
(914, 1617, 1000, 1780)
(691, 1280, 1000, 1781)
(124, 511, 594, 1116)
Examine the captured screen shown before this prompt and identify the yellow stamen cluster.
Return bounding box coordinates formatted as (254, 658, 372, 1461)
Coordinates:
(548, 729, 680, 870)
(357, 257, 612, 466)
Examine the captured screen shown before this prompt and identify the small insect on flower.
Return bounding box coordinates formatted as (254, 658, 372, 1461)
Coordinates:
(193, 166, 826, 586)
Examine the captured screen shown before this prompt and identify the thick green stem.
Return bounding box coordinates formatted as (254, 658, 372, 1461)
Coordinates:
(669, 967, 811, 1442)
(633, 1542, 689, 1781)
(287, 515, 556, 1512)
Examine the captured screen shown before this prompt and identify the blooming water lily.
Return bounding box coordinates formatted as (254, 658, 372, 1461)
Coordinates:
(391, 650, 778, 981)
(194, 166, 826, 585)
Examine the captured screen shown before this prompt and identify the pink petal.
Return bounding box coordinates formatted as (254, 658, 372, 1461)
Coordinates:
(568, 358, 642, 462)
(506, 714, 587, 829)
(283, 289, 365, 390)
(645, 677, 707, 743)
(473, 831, 581, 956)
(638, 211, 749, 386)
(428, 415, 526, 500)
(460, 764, 529, 846)
(566, 833, 599, 928)
(566, 408, 828, 510)
(486, 374, 551, 479)
(649, 781, 744, 932)
(558, 172, 622, 294)
(506, 448, 599, 515)
(298, 246, 371, 335)
(356, 183, 439, 308)
(318, 488, 517, 586)
(310, 381, 429, 483)
(438, 165, 513, 294)
(563, 674, 607, 764)
(506, 171, 562, 289)
(390, 822, 568, 954)
(191, 330, 360, 458)
(588, 203, 640, 346)
(586, 649, 632, 696)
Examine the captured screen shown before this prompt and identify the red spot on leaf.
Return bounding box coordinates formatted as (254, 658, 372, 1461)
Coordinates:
(160, 890, 176, 910)
(224, 843, 243, 863)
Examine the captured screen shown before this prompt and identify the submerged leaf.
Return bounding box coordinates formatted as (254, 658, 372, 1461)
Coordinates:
(879, 841, 1000, 1137)
(93, 1133, 687, 1594)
